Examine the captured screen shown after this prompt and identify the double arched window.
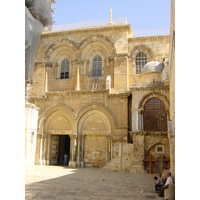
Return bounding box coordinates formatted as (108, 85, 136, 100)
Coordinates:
(135, 52, 147, 74)
(92, 55, 102, 77)
(143, 98, 167, 131)
(60, 58, 70, 79)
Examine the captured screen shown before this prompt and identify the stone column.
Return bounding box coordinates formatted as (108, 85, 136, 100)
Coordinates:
(138, 111, 144, 131)
(106, 136, 111, 162)
(77, 65, 80, 91)
(168, 120, 175, 179)
(46, 133, 51, 165)
(42, 133, 48, 165)
(109, 57, 114, 88)
(126, 56, 129, 91)
(25, 102, 40, 165)
(81, 135, 85, 167)
(132, 109, 143, 132)
(34, 134, 42, 165)
(82, 60, 87, 90)
(119, 143, 123, 170)
(69, 135, 77, 167)
(73, 59, 80, 91)
(77, 135, 81, 167)
(44, 67, 49, 92)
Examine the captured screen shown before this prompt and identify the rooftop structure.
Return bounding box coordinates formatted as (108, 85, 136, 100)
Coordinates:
(46, 16, 169, 37)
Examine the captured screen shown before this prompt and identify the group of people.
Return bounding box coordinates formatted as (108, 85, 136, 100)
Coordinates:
(154, 172, 173, 197)
(59, 154, 68, 165)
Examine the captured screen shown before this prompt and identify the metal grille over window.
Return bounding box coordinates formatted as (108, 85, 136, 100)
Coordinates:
(60, 58, 70, 79)
(92, 55, 102, 77)
(135, 52, 147, 74)
(143, 97, 167, 131)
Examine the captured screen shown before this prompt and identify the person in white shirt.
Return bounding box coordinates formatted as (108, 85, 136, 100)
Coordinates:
(158, 172, 173, 197)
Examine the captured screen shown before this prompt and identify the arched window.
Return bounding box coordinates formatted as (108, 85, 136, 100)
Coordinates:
(92, 55, 102, 77)
(143, 98, 167, 131)
(135, 52, 147, 74)
(60, 58, 70, 79)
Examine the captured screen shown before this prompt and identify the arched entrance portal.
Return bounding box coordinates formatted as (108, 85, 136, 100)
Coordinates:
(41, 107, 73, 166)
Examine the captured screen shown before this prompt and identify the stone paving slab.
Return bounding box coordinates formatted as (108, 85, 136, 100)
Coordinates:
(25, 165, 164, 200)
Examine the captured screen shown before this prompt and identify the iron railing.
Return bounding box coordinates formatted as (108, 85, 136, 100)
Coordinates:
(49, 16, 127, 31)
(46, 17, 169, 37)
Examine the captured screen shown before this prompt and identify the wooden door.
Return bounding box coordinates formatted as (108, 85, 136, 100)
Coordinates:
(51, 135, 59, 165)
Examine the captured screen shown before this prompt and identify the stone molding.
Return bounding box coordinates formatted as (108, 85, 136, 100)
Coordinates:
(76, 102, 118, 128)
(128, 35, 169, 43)
(129, 131, 168, 137)
(30, 89, 131, 99)
(130, 82, 169, 91)
(25, 102, 40, 111)
(81, 133, 110, 137)
(116, 53, 128, 58)
(42, 24, 132, 38)
(48, 130, 73, 135)
(139, 70, 162, 77)
(129, 44, 155, 60)
(138, 91, 170, 111)
(45, 38, 78, 61)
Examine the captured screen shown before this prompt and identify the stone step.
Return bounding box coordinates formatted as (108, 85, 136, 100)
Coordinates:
(101, 157, 119, 171)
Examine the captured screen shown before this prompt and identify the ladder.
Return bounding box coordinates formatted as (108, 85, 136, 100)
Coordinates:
(92, 78, 100, 91)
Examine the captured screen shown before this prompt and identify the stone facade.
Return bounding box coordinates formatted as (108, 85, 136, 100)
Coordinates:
(28, 22, 174, 173)
(168, 0, 175, 179)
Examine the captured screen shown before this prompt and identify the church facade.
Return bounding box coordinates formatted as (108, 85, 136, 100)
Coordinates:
(28, 20, 173, 174)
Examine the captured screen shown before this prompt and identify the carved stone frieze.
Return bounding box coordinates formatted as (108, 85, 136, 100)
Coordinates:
(129, 131, 168, 137)
(42, 24, 132, 38)
(128, 35, 169, 43)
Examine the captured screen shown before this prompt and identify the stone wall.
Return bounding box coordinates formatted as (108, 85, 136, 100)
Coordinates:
(25, 103, 40, 165)
(168, 0, 175, 178)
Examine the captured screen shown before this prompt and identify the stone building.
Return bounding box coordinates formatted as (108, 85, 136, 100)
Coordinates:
(26, 16, 174, 173)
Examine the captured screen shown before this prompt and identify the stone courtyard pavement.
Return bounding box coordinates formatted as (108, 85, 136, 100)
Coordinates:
(25, 165, 164, 200)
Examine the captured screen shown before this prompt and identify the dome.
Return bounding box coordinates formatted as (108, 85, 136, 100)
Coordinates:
(142, 61, 164, 73)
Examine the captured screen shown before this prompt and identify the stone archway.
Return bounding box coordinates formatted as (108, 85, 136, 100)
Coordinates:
(144, 141, 170, 174)
(36, 104, 75, 165)
(77, 108, 113, 168)
(44, 112, 72, 165)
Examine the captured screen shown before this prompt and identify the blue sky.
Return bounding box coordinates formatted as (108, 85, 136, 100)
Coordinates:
(53, 0, 171, 30)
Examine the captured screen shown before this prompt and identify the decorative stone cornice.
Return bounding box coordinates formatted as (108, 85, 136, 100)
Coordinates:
(42, 24, 132, 38)
(48, 130, 73, 135)
(116, 53, 128, 58)
(30, 90, 131, 101)
(116, 126, 128, 129)
(129, 131, 168, 137)
(25, 102, 40, 111)
(108, 92, 130, 99)
(139, 70, 162, 77)
(80, 133, 111, 137)
(128, 35, 169, 43)
(168, 132, 175, 138)
(130, 82, 169, 91)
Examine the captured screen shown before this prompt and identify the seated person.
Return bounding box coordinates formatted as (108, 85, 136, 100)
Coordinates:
(154, 173, 164, 192)
(158, 172, 173, 197)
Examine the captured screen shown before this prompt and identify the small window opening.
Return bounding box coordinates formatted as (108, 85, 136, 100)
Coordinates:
(60, 58, 70, 79)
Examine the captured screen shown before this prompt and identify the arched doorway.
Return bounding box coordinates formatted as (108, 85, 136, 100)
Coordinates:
(39, 107, 73, 166)
(144, 143, 170, 174)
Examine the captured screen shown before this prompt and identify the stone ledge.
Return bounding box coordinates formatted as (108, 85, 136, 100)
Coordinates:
(25, 102, 40, 111)
(129, 131, 168, 137)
